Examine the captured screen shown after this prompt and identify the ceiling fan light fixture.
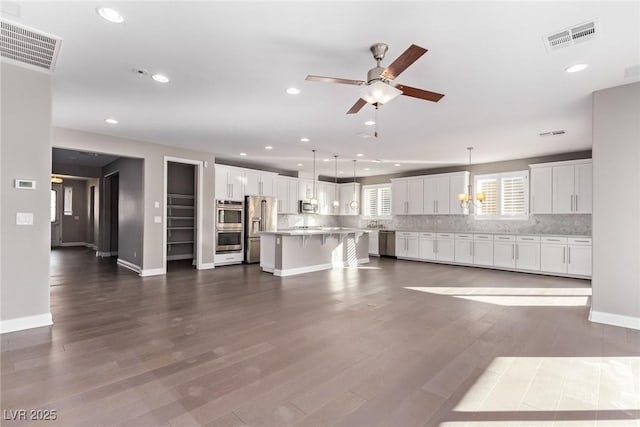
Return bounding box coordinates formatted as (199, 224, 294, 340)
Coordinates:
(360, 81, 402, 105)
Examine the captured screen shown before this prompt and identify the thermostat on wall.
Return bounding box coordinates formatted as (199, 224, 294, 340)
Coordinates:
(14, 179, 36, 190)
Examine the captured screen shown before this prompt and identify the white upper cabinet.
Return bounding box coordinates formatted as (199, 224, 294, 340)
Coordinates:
(299, 179, 314, 201)
(530, 166, 553, 214)
(392, 177, 423, 215)
(215, 165, 245, 201)
(423, 175, 449, 214)
(275, 176, 299, 214)
(244, 170, 276, 197)
(531, 159, 592, 214)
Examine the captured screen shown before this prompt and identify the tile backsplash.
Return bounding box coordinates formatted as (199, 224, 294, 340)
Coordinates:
(277, 214, 340, 229)
(338, 214, 591, 236)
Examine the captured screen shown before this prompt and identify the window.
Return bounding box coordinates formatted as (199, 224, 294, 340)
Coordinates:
(475, 171, 528, 219)
(362, 184, 392, 218)
(50, 189, 57, 222)
(63, 186, 73, 216)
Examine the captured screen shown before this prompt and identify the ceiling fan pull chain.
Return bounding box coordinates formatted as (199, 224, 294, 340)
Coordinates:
(374, 105, 379, 138)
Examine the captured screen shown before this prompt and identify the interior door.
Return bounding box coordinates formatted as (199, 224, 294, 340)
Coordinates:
(51, 183, 62, 247)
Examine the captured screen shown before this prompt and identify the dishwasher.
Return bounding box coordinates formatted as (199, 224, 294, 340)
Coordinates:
(378, 230, 396, 257)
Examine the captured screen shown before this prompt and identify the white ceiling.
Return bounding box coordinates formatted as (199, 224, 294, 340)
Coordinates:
(5, 1, 640, 177)
(52, 148, 120, 167)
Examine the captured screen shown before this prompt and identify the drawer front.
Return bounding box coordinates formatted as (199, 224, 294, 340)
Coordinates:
(455, 233, 473, 240)
(398, 231, 416, 238)
(474, 234, 493, 241)
(517, 235, 540, 243)
(494, 235, 515, 242)
(568, 237, 592, 246)
(541, 236, 568, 244)
(419, 232, 435, 239)
(436, 233, 453, 239)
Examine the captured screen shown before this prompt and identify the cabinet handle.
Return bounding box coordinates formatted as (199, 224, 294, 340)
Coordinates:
(433, 200, 436, 213)
(471, 243, 474, 257)
(511, 244, 514, 260)
(568, 247, 571, 264)
(516, 244, 519, 260)
(571, 194, 574, 212)
(563, 247, 566, 264)
(406, 201, 409, 214)
(575, 194, 579, 212)
(434, 240, 437, 254)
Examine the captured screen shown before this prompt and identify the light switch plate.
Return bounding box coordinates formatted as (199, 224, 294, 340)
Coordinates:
(154, 216, 162, 223)
(16, 212, 33, 225)
(154, 201, 160, 208)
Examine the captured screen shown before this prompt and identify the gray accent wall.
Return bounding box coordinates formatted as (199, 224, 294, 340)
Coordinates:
(52, 127, 216, 273)
(103, 158, 144, 266)
(0, 62, 52, 324)
(592, 82, 640, 328)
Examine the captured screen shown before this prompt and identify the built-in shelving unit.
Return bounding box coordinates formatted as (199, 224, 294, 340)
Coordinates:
(167, 193, 195, 260)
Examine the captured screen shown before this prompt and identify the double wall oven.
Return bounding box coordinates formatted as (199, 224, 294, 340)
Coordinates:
(216, 200, 243, 253)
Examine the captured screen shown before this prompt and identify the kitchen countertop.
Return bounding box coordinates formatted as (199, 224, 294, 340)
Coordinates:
(261, 228, 372, 236)
(393, 230, 591, 237)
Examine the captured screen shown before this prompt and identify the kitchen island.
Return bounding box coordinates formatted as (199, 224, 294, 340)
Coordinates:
(260, 228, 370, 276)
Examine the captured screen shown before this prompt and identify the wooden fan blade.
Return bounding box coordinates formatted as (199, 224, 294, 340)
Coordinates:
(306, 75, 365, 86)
(380, 44, 428, 80)
(396, 84, 445, 102)
(346, 98, 368, 114)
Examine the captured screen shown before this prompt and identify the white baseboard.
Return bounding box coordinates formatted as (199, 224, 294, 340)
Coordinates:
(589, 309, 640, 330)
(140, 268, 165, 277)
(274, 263, 333, 277)
(85, 243, 97, 250)
(197, 263, 215, 270)
(117, 258, 141, 274)
(60, 241, 86, 247)
(0, 312, 53, 334)
(96, 251, 114, 257)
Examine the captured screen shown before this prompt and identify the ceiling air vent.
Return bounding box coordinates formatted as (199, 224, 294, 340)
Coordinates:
(0, 19, 62, 72)
(544, 19, 598, 52)
(539, 130, 566, 137)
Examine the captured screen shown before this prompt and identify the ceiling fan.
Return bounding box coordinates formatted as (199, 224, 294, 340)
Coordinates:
(306, 43, 445, 114)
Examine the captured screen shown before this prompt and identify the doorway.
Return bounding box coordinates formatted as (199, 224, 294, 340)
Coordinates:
(51, 183, 62, 247)
(103, 172, 119, 256)
(88, 185, 96, 247)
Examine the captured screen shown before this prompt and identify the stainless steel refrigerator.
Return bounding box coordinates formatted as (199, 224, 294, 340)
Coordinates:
(244, 195, 277, 263)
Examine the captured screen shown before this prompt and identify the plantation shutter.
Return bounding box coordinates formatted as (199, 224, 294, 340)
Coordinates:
(477, 178, 498, 215)
(501, 176, 526, 215)
(363, 187, 378, 217)
(379, 186, 392, 217)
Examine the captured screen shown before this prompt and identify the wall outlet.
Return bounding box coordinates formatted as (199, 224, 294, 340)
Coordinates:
(154, 201, 160, 208)
(154, 216, 162, 223)
(133, 251, 137, 258)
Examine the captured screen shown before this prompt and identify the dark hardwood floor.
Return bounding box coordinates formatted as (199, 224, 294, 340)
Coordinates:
(1, 248, 638, 426)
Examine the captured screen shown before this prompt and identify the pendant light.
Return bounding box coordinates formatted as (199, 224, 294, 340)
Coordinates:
(332, 155, 340, 210)
(349, 160, 359, 211)
(310, 149, 318, 206)
(457, 147, 485, 212)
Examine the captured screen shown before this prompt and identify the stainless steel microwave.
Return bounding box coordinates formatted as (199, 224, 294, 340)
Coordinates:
(299, 200, 317, 214)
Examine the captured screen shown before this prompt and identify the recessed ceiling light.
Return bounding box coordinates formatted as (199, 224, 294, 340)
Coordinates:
(151, 74, 170, 83)
(364, 120, 375, 126)
(565, 63, 588, 73)
(364, 167, 371, 171)
(372, 159, 381, 163)
(239, 152, 247, 156)
(297, 163, 303, 167)
(394, 163, 401, 167)
(96, 7, 124, 23)
(264, 145, 273, 150)
(338, 171, 344, 174)
(356, 153, 364, 157)
(104, 117, 118, 124)
(300, 137, 310, 142)
(286, 87, 300, 95)
(323, 158, 329, 162)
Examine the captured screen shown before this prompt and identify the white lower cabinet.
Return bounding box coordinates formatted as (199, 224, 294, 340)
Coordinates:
(418, 233, 436, 261)
(568, 237, 592, 276)
(396, 232, 419, 259)
(473, 234, 494, 266)
(368, 230, 379, 256)
(515, 236, 541, 271)
(493, 235, 516, 269)
(454, 234, 474, 264)
(435, 233, 455, 262)
(541, 236, 568, 274)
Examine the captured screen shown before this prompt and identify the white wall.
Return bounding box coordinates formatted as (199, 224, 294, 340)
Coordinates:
(0, 62, 52, 332)
(52, 127, 216, 274)
(590, 82, 640, 330)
